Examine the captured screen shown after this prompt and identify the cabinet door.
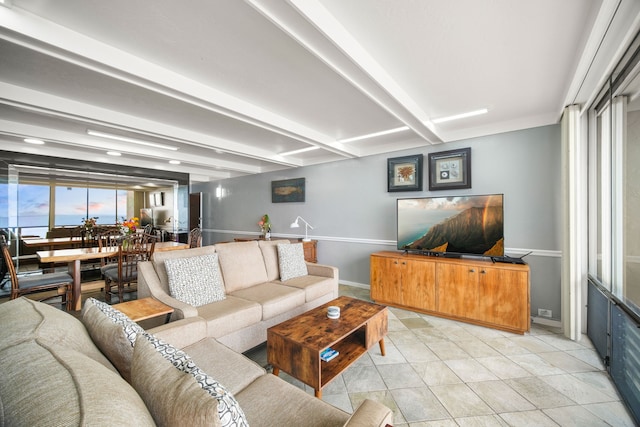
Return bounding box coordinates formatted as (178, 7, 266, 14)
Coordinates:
(478, 267, 529, 330)
(302, 241, 317, 263)
(370, 256, 403, 304)
(402, 259, 436, 311)
(436, 263, 479, 319)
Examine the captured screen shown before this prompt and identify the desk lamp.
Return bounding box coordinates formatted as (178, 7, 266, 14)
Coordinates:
(290, 216, 314, 242)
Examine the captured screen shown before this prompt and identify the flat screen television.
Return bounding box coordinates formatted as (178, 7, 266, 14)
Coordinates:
(397, 194, 504, 257)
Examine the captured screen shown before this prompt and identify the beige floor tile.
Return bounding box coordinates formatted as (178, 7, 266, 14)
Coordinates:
(429, 383, 494, 418)
(543, 405, 611, 426)
(498, 410, 558, 426)
(475, 355, 531, 379)
(540, 374, 618, 405)
(412, 361, 463, 386)
(467, 380, 536, 413)
(426, 340, 471, 361)
(391, 387, 451, 422)
(444, 359, 499, 383)
(504, 377, 576, 408)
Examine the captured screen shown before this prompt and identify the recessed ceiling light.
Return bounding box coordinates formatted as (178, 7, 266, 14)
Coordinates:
(106, 151, 121, 156)
(24, 138, 45, 145)
(338, 126, 409, 144)
(431, 108, 488, 124)
(169, 160, 181, 165)
(279, 146, 320, 156)
(87, 130, 178, 151)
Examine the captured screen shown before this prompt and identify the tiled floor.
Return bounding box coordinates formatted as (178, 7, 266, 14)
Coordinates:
(245, 285, 636, 426)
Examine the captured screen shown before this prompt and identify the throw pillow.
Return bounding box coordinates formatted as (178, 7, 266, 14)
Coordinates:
(165, 253, 226, 307)
(277, 242, 308, 281)
(132, 332, 249, 427)
(81, 297, 145, 382)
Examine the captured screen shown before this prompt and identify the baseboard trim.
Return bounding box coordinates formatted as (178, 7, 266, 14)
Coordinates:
(339, 281, 370, 290)
(531, 316, 562, 328)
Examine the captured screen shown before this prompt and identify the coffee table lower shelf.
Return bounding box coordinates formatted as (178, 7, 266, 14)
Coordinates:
(267, 297, 388, 398)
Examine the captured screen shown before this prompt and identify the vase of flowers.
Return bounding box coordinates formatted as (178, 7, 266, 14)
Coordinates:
(258, 214, 271, 239)
(119, 217, 139, 235)
(81, 217, 98, 239)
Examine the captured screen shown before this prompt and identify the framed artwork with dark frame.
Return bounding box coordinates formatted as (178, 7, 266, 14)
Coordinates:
(271, 178, 305, 203)
(428, 147, 471, 191)
(387, 154, 423, 192)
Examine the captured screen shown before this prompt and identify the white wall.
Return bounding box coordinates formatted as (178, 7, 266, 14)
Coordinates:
(193, 124, 562, 320)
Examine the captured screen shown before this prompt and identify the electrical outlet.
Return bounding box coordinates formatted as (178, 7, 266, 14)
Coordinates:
(538, 308, 552, 318)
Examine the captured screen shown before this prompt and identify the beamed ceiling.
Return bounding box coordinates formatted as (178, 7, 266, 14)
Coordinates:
(0, 0, 635, 183)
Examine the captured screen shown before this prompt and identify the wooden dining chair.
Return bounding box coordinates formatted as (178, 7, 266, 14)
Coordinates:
(97, 229, 123, 275)
(103, 233, 156, 303)
(188, 227, 202, 248)
(1, 236, 73, 311)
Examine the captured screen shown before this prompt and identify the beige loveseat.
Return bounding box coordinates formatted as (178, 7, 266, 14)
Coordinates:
(0, 297, 393, 426)
(138, 239, 338, 352)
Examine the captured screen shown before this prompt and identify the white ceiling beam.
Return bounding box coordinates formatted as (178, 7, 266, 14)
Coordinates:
(0, 137, 234, 181)
(247, 0, 441, 144)
(0, 120, 261, 175)
(0, 82, 305, 170)
(0, 5, 357, 159)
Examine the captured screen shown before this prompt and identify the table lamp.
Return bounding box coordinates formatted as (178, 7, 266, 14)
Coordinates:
(290, 216, 314, 242)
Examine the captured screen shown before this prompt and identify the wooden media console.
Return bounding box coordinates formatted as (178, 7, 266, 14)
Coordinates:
(370, 251, 530, 334)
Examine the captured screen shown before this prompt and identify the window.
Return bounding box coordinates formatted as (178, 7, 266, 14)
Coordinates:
(17, 184, 50, 237)
(54, 186, 88, 227)
(588, 31, 640, 314)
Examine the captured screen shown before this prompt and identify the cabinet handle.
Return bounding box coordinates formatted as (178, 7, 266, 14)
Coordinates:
(402, 261, 406, 265)
(469, 269, 475, 273)
(481, 270, 486, 274)
(394, 261, 398, 264)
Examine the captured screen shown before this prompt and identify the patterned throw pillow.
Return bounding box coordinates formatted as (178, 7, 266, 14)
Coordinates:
(81, 297, 146, 382)
(277, 243, 308, 281)
(165, 253, 226, 307)
(133, 333, 249, 427)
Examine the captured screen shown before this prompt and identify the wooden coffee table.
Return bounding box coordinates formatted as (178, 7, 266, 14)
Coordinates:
(267, 296, 388, 398)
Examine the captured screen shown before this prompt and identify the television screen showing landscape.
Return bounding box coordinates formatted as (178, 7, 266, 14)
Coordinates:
(397, 194, 504, 256)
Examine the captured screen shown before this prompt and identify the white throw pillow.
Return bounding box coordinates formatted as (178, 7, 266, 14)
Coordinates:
(277, 243, 308, 281)
(165, 253, 226, 307)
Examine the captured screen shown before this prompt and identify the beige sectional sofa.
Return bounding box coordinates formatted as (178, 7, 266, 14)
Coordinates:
(138, 239, 339, 352)
(0, 297, 393, 426)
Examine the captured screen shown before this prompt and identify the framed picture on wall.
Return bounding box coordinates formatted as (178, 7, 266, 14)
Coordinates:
(272, 178, 305, 203)
(428, 147, 471, 191)
(387, 154, 423, 192)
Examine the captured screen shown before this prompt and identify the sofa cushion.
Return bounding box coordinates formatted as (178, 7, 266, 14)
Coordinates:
(181, 337, 266, 395)
(275, 274, 336, 302)
(132, 333, 248, 427)
(229, 283, 305, 320)
(258, 239, 290, 281)
(215, 241, 269, 292)
(0, 298, 155, 427)
(236, 374, 349, 427)
(277, 242, 308, 281)
(152, 245, 218, 292)
(195, 296, 263, 338)
(165, 253, 226, 307)
(82, 297, 145, 382)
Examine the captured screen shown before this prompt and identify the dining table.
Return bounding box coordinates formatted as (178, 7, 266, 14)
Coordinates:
(22, 236, 85, 249)
(36, 241, 189, 311)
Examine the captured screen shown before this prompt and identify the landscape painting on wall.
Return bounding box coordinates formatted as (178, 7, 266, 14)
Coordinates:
(272, 178, 305, 203)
